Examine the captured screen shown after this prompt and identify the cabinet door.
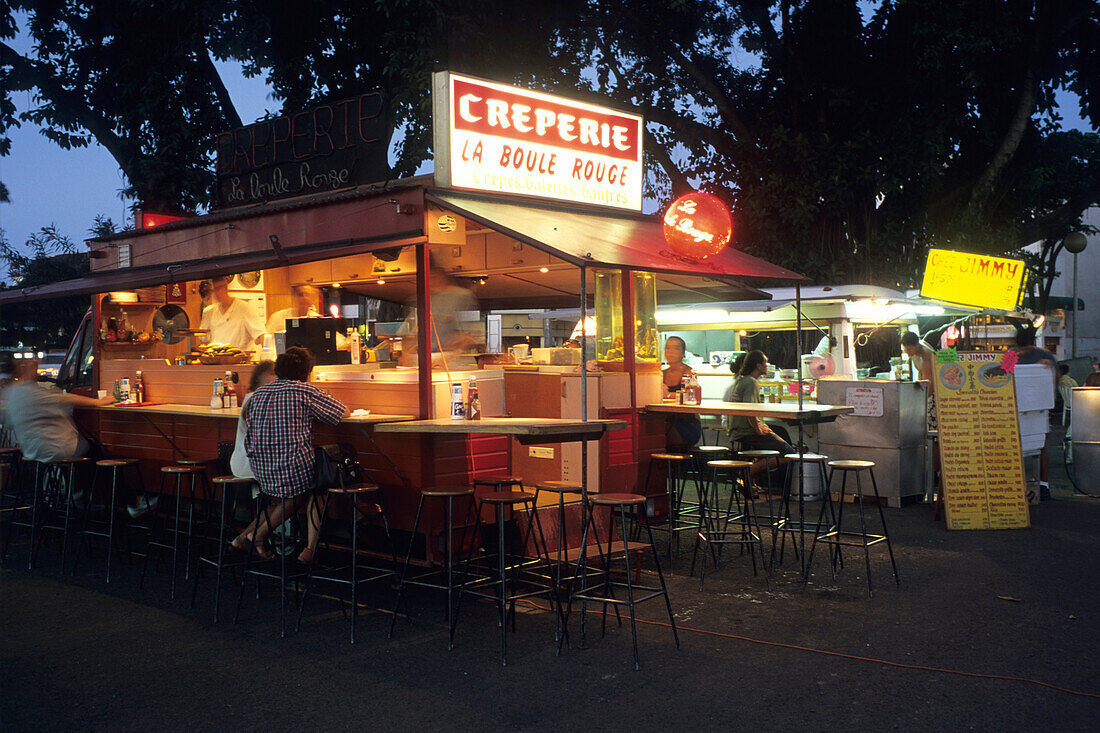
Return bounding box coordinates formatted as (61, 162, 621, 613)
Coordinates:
(287, 260, 332, 285)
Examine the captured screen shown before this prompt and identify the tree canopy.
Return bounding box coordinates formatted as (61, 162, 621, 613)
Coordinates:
(2, 0, 1097, 289)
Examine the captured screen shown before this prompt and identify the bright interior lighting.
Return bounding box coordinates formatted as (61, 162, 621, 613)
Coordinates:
(539, 267, 549, 273)
(739, 329, 747, 336)
(655, 308, 731, 326)
(1033, 315, 1046, 329)
(331, 282, 342, 288)
(37, 351, 45, 359)
(376, 279, 386, 285)
(328, 304, 339, 318)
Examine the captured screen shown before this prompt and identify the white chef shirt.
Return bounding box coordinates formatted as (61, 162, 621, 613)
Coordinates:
(200, 298, 266, 353)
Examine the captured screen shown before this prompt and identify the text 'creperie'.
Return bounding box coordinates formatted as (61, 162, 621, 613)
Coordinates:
(452, 79, 640, 162)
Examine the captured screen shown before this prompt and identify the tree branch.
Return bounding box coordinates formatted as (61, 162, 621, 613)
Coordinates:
(665, 43, 755, 144)
(1, 41, 140, 174)
(1015, 178, 1100, 246)
(644, 128, 691, 195)
(196, 50, 243, 129)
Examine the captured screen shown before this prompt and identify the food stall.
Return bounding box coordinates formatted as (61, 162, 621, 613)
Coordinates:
(3, 71, 808, 559)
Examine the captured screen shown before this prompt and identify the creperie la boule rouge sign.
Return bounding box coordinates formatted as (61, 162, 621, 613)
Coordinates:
(215, 91, 388, 207)
(433, 72, 644, 211)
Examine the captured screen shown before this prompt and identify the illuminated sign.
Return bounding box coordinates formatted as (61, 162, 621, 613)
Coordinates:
(432, 71, 643, 211)
(137, 211, 188, 229)
(662, 192, 732, 259)
(920, 249, 1026, 310)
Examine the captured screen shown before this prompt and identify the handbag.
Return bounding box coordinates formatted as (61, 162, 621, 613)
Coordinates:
(313, 443, 363, 490)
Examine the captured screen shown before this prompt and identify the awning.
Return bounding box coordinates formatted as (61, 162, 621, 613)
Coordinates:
(0, 234, 421, 304)
(425, 189, 807, 287)
(1044, 295, 1085, 312)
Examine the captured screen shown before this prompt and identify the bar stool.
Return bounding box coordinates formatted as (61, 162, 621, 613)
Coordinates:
(473, 474, 524, 492)
(232, 492, 314, 637)
(771, 452, 831, 572)
(141, 464, 203, 599)
(0, 447, 26, 561)
(450, 489, 559, 666)
(190, 475, 255, 622)
(686, 445, 729, 521)
(32, 457, 94, 572)
(643, 452, 693, 568)
(390, 486, 478, 642)
(562, 492, 679, 670)
(72, 458, 141, 583)
(805, 460, 899, 597)
(692, 459, 770, 590)
(297, 482, 397, 643)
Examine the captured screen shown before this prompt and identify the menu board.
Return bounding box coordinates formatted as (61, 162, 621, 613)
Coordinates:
(934, 352, 1030, 530)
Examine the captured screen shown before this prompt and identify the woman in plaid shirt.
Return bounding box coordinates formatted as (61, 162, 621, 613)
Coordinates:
(231, 347, 348, 562)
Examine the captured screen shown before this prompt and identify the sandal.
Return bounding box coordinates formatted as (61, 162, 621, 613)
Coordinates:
(297, 546, 316, 565)
(231, 534, 274, 560)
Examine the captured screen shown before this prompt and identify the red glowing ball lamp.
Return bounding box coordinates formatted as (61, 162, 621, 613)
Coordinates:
(662, 191, 732, 259)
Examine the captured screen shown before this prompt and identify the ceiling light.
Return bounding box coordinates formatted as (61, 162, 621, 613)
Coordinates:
(332, 282, 342, 288)
(376, 279, 386, 285)
(539, 267, 549, 273)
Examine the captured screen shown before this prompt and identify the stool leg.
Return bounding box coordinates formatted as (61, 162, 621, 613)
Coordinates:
(617, 504, 641, 670)
(59, 464, 78, 574)
(295, 491, 330, 634)
(869, 469, 900, 587)
(208, 485, 232, 620)
(390, 493, 425, 638)
(641, 508, 680, 651)
(496, 502, 508, 666)
(854, 470, 875, 597)
(350, 493, 360, 643)
(140, 472, 167, 590)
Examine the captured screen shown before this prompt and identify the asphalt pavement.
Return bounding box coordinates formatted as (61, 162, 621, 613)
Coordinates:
(2, 435, 1098, 732)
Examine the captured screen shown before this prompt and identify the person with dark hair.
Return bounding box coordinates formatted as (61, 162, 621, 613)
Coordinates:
(900, 331, 935, 382)
(265, 284, 320, 334)
(199, 275, 266, 354)
(231, 347, 348, 562)
(662, 335, 701, 447)
(229, 361, 277, 481)
(724, 350, 792, 480)
(1012, 328, 1057, 499)
(729, 352, 746, 378)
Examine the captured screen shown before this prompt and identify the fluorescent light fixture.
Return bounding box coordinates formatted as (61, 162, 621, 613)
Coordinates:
(655, 308, 731, 325)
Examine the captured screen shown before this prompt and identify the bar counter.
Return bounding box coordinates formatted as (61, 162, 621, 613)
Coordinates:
(644, 400, 854, 424)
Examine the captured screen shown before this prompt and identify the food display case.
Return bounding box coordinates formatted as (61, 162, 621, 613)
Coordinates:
(594, 269, 659, 369)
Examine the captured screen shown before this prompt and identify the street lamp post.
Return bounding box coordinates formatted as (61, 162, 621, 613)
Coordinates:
(1063, 232, 1088, 360)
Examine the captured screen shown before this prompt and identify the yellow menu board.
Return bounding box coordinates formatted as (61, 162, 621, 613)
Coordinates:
(935, 352, 1030, 530)
(921, 249, 1026, 310)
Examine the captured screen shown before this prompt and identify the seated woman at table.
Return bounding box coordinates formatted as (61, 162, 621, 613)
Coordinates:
(662, 336, 701, 448)
(229, 360, 276, 481)
(231, 348, 348, 563)
(724, 350, 793, 483)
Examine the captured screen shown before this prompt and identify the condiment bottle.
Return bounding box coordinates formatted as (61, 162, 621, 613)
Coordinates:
(211, 377, 224, 409)
(134, 370, 145, 403)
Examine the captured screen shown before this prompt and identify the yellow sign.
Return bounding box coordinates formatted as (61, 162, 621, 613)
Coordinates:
(920, 249, 1026, 310)
(935, 352, 1030, 530)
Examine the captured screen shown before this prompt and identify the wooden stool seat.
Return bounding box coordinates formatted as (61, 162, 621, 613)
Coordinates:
(534, 481, 583, 494)
(96, 458, 139, 468)
(480, 490, 536, 505)
(161, 465, 201, 474)
(176, 458, 216, 466)
(49, 456, 94, 465)
(650, 453, 689, 461)
(211, 475, 253, 485)
(691, 446, 728, 454)
(828, 459, 875, 470)
(421, 486, 475, 498)
(784, 453, 827, 462)
(738, 449, 780, 459)
(327, 482, 381, 495)
(707, 459, 753, 470)
(0, 447, 21, 455)
(590, 493, 646, 507)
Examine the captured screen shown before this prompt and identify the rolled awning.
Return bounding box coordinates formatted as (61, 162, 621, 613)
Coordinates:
(0, 234, 422, 304)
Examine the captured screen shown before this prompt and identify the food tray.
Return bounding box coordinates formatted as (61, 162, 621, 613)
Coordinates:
(198, 354, 250, 365)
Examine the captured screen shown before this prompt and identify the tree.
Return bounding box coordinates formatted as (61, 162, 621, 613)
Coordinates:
(0, 224, 88, 348)
(1, 0, 243, 211)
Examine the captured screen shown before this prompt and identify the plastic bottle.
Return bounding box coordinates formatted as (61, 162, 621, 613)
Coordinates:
(211, 377, 224, 409)
(348, 328, 361, 365)
(229, 371, 239, 408)
(134, 370, 145, 403)
(450, 382, 464, 420)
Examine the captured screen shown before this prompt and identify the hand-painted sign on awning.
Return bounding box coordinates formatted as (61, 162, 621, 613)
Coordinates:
(432, 71, 644, 211)
(920, 248, 1027, 310)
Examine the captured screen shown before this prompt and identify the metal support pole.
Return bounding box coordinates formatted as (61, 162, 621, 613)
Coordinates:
(1072, 252, 1079, 359)
(796, 282, 806, 572)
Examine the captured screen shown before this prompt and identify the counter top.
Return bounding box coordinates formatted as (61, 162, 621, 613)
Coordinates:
(645, 400, 854, 422)
(374, 417, 627, 444)
(83, 403, 415, 425)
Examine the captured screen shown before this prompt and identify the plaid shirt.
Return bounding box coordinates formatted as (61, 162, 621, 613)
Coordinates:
(243, 379, 346, 497)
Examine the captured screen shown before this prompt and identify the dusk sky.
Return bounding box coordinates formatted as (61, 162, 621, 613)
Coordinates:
(0, 29, 1093, 273)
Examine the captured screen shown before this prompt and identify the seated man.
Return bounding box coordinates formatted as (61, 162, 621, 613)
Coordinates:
(4, 357, 154, 516)
(724, 350, 793, 484)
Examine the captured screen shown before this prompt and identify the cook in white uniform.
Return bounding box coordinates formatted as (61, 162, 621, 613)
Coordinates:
(200, 276, 266, 353)
(265, 284, 321, 333)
